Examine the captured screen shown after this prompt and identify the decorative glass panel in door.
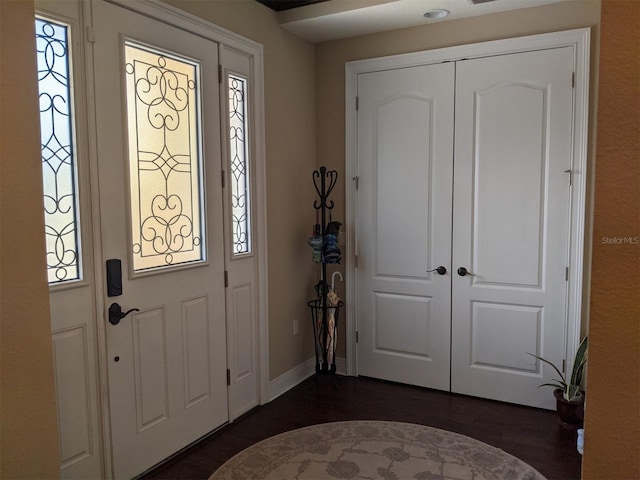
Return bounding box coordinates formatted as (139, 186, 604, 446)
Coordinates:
(124, 42, 204, 271)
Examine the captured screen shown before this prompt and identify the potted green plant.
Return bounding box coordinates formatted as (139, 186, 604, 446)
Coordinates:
(529, 336, 588, 429)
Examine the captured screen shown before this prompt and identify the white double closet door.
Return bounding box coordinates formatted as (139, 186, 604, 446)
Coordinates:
(356, 47, 574, 410)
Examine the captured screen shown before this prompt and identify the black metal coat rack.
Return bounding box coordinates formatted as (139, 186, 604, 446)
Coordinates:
(308, 166, 343, 375)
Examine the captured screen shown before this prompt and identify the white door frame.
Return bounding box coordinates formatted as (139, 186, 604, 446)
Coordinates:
(345, 28, 590, 380)
(83, 0, 268, 476)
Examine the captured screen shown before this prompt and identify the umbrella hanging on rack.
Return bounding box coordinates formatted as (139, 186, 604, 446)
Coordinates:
(325, 271, 343, 365)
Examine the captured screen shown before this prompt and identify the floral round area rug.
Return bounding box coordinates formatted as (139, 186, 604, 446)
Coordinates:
(209, 420, 546, 480)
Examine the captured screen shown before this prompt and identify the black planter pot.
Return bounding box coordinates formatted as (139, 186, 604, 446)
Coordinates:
(554, 388, 585, 429)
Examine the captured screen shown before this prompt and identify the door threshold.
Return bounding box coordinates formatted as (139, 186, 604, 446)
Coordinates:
(134, 421, 230, 479)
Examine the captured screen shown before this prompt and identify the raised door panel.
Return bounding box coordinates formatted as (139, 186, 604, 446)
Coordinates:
(132, 308, 169, 432)
(472, 83, 547, 288)
(228, 283, 257, 416)
(182, 296, 213, 408)
(52, 326, 93, 470)
(375, 95, 433, 279)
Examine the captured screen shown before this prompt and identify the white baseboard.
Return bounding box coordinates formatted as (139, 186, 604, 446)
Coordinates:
(335, 356, 347, 375)
(267, 356, 348, 402)
(267, 357, 315, 402)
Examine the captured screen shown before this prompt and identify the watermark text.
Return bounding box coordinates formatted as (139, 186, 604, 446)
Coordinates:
(601, 236, 639, 245)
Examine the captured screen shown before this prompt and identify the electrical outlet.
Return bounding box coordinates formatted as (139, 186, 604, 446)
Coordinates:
(293, 320, 300, 336)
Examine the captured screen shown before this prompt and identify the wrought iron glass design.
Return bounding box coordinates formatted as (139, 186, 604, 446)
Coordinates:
(228, 75, 251, 255)
(36, 18, 81, 284)
(124, 43, 204, 271)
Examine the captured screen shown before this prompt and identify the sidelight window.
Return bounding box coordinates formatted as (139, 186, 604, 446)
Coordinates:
(36, 17, 81, 284)
(228, 74, 251, 255)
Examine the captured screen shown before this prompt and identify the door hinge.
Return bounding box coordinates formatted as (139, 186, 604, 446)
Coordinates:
(572, 72, 575, 88)
(356, 331, 359, 343)
(353, 176, 359, 190)
(218, 64, 223, 84)
(221, 170, 226, 188)
(226, 368, 231, 386)
(356, 96, 359, 111)
(354, 255, 358, 268)
(86, 26, 96, 44)
(565, 267, 569, 281)
(224, 270, 229, 288)
(564, 169, 573, 186)
(562, 359, 566, 373)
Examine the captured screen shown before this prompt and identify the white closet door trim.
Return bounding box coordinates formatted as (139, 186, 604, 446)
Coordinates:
(345, 27, 590, 377)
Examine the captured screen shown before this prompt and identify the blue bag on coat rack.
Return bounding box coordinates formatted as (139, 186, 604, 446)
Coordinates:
(323, 221, 342, 264)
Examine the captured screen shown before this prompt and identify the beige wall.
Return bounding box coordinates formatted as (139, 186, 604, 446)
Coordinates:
(315, 0, 601, 359)
(583, 1, 640, 478)
(164, 0, 318, 379)
(0, 0, 61, 478)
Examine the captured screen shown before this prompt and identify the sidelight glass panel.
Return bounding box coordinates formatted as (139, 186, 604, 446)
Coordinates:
(228, 75, 251, 255)
(124, 42, 204, 271)
(36, 17, 81, 284)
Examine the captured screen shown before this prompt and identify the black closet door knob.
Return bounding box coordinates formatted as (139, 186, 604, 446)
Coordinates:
(457, 267, 476, 277)
(427, 266, 447, 275)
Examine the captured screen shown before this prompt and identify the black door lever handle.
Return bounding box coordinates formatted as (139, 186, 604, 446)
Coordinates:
(457, 267, 476, 277)
(427, 266, 447, 275)
(109, 302, 140, 325)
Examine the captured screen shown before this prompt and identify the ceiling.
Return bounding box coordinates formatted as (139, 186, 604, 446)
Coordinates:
(256, 0, 566, 43)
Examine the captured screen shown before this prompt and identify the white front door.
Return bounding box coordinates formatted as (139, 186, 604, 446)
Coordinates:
(356, 63, 455, 390)
(451, 47, 574, 409)
(92, 2, 227, 477)
(356, 47, 574, 410)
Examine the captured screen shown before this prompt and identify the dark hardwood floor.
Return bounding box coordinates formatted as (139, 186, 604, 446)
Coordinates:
(141, 376, 582, 480)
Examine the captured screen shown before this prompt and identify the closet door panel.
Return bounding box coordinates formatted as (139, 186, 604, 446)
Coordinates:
(451, 47, 574, 409)
(356, 63, 454, 390)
